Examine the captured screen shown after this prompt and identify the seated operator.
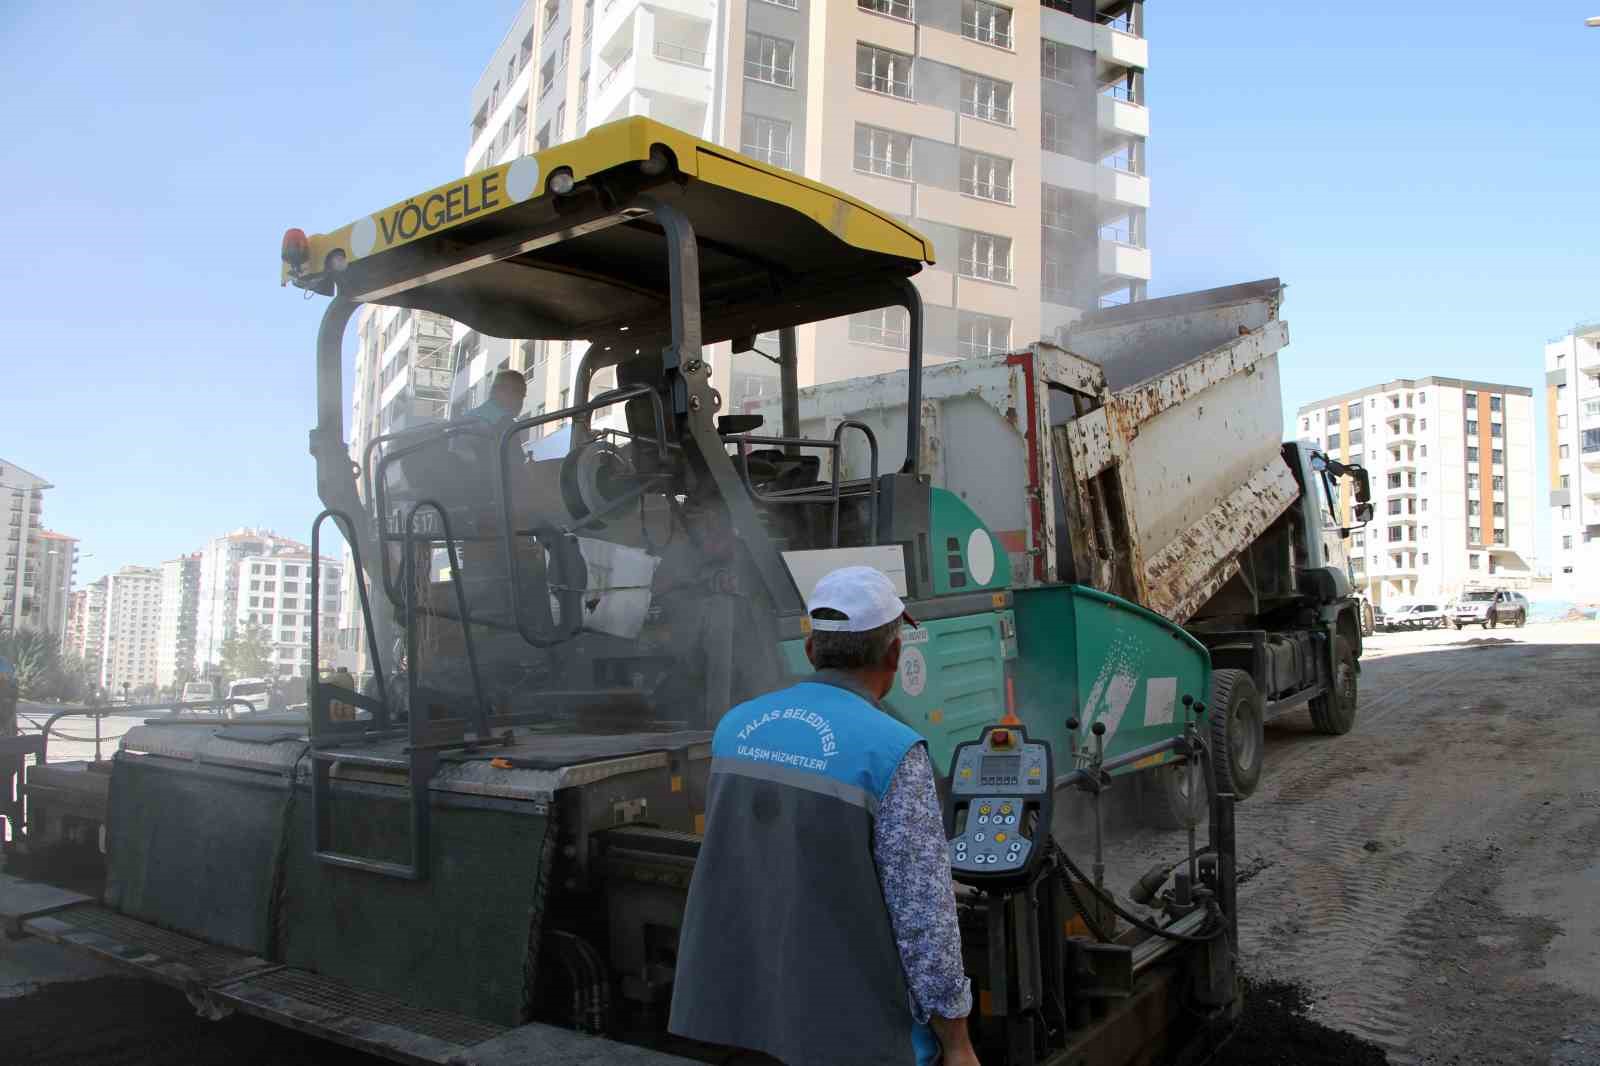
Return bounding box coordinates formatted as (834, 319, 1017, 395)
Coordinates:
(463, 369, 528, 425)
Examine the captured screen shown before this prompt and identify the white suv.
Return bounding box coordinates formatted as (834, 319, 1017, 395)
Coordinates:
(1452, 589, 1527, 629)
(1386, 603, 1446, 630)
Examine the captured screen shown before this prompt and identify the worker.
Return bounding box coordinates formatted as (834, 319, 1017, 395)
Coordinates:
(464, 369, 527, 424)
(670, 566, 978, 1066)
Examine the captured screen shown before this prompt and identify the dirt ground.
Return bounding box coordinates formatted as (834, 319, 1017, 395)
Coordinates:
(5, 620, 1599, 1065)
(1111, 619, 1600, 1066)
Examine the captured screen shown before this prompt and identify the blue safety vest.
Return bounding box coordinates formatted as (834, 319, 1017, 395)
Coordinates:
(669, 672, 937, 1065)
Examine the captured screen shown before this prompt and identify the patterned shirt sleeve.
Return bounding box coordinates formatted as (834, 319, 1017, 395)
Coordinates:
(873, 743, 973, 1022)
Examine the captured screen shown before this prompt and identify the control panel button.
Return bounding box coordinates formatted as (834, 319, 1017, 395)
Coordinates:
(1000, 804, 1012, 815)
(979, 804, 991, 815)
(974, 832, 985, 842)
(994, 832, 1007, 843)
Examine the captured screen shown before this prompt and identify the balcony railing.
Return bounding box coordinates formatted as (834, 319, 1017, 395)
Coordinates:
(1101, 84, 1141, 105)
(654, 40, 707, 66)
(1099, 12, 1136, 35)
(597, 51, 633, 94)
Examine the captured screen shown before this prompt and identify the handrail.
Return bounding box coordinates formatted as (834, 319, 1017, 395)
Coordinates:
(730, 420, 881, 548)
(24, 699, 257, 764)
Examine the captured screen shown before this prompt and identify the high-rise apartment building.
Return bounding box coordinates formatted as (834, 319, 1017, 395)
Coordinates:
(157, 553, 202, 689)
(35, 530, 77, 640)
(100, 565, 162, 695)
(1, 459, 51, 634)
(233, 550, 342, 679)
(449, 0, 1150, 419)
(193, 529, 303, 676)
(65, 577, 107, 674)
(1296, 378, 1535, 605)
(1545, 321, 1600, 600)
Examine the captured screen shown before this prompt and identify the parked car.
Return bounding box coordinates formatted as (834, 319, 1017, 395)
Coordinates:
(1451, 589, 1528, 629)
(1387, 603, 1446, 630)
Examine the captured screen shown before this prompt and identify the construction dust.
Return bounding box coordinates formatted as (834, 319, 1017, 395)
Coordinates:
(0, 976, 385, 1065)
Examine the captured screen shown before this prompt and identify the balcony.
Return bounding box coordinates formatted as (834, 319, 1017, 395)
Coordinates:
(1097, 92, 1147, 137)
(1095, 21, 1146, 74)
(1583, 427, 1600, 470)
(1099, 238, 1151, 281)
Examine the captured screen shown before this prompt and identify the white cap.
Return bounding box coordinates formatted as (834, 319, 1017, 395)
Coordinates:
(807, 566, 917, 633)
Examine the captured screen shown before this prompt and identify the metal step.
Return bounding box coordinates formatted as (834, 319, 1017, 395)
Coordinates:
(7, 881, 692, 1064)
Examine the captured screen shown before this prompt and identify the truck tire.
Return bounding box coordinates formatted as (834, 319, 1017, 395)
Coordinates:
(1144, 762, 1209, 830)
(1309, 636, 1358, 736)
(1208, 669, 1264, 799)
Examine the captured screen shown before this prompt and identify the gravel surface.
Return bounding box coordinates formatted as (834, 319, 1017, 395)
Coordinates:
(1114, 620, 1600, 1066)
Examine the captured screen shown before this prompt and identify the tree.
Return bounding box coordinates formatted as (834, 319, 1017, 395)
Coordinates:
(56, 651, 93, 704)
(218, 624, 274, 686)
(0, 627, 63, 700)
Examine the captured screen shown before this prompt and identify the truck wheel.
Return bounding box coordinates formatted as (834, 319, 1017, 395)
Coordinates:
(1208, 669, 1264, 799)
(1309, 636, 1358, 736)
(1144, 762, 1209, 830)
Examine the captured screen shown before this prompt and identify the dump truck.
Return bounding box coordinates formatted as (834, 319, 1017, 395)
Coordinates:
(764, 279, 1374, 812)
(5, 118, 1241, 1066)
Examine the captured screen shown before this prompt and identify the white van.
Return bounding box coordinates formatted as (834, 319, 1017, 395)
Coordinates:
(180, 681, 215, 705)
(227, 677, 272, 715)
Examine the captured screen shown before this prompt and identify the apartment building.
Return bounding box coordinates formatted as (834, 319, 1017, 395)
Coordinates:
(34, 530, 77, 640)
(1, 459, 51, 634)
(100, 565, 162, 695)
(1544, 321, 1600, 601)
(193, 528, 304, 676)
(156, 553, 201, 689)
(1296, 378, 1535, 606)
(64, 578, 106, 674)
(449, 0, 1151, 420)
(232, 551, 342, 679)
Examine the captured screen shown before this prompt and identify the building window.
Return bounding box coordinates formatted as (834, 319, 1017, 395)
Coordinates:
(1420, 445, 1427, 457)
(1388, 499, 1403, 516)
(1490, 422, 1502, 438)
(1465, 391, 1477, 407)
(1467, 500, 1480, 516)
(1492, 529, 1505, 545)
(1492, 475, 1504, 491)
(1561, 474, 1570, 489)
(1326, 407, 1341, 425)
(1388, 526, 1403, 543)
(1041, 110, 1068, 153)
(1349, 428, 1364, 446)
(857, 43, 913, 99)
(1493, 502, 1505, 518)
(757, 0, 798, 6)
(1559, 414, 1569, 429)
(858, 0, 913, 20)
(1563, 535, 1574, 549)
(957, 312, 1010, 358)
(536, 122, 551, 150)
(1301, 417, 1310, 432)
(1042, 253, 1069, 304)
(962, 1, 1013, 48)
(853, 124, 912, 179)
(539, 56, 556, 98)
(849, 307, 910, 349)
(746, 32, 796, 88)
(1466, 446, 1479, 462)
(1327, 432, 1341, 449)
(1561, 444, 1571, 459)
(958, 230, 1012, 283)
(959, 149, 1013, 203)
(1040, 38, 1071, 82)
(1465, 419, 1478, 436)
(1490, 395, 1502, 412)
(742, 114, 792, 169)
(1561, 505, 1572, 520)
(1492, 448, 1503, 465)
(555, 102, 566, 137)
(1585, 399, 1600, 417)
(1042, 185, 1075, 231)
(1421, 553, 1429, 565)
(960, 73, 1013, 125)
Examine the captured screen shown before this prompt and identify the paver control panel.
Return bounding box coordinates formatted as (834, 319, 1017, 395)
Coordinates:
(945, 726, 1052, 886)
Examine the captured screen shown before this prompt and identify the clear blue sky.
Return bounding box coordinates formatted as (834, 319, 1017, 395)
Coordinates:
(3, 1, 1594, 583)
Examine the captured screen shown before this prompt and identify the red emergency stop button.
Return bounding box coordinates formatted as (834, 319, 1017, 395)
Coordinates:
(991, 729, 1011, 748)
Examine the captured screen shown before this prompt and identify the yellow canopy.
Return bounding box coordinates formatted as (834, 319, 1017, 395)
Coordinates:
(283, 117, 934, 345)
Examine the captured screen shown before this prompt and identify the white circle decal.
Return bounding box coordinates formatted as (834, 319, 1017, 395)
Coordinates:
(898, 647, 928, 698)
(350, 215, 378, 257)
(506, 156, 542, 202)
(967, 529, 996, 586)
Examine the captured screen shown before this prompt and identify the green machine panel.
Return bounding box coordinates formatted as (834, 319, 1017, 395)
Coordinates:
(1012, 585, 1211, 775)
